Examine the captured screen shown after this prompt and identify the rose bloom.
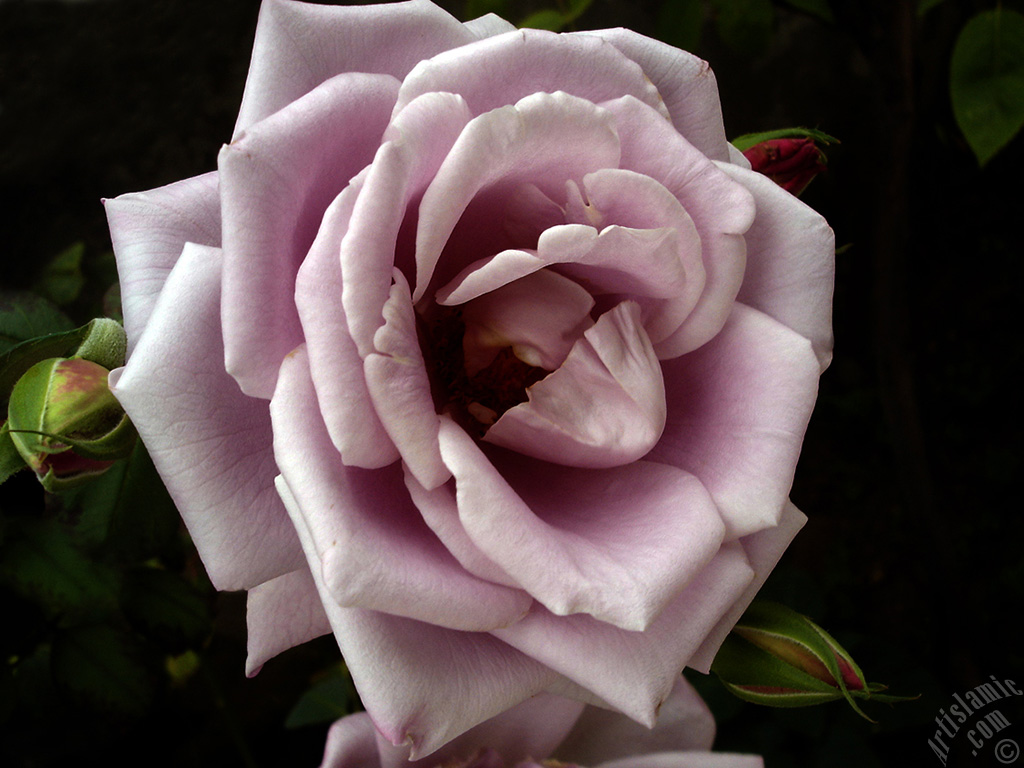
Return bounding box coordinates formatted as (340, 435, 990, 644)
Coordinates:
(105, 0, 834, 758)
(322, 677, 761, 768)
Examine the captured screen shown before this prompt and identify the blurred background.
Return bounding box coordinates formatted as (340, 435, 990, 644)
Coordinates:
(1, 0, 1022, 765)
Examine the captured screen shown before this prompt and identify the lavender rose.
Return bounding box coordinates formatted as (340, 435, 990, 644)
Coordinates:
(320, 677, 762, 768)
(105, 0, 834, 757)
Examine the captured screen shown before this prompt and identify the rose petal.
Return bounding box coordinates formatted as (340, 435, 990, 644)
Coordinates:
(463, 13, 518, 39)
(103, 171, 220, 353)
(322, 713, 383, 768)
(271, 344, 529, 631)
(492, 543, 754, 725)
(440, 415, 725, 631)
(719, 162, 835, 370)
(220, 72, 400, 398)
(585, 29, 731, 162)
(485, 302, 666, 469)
(601, 95, 755, 357)
(596, 755, 764, 768)
(554, 676, 714, 762)
(458, 269, 595, 372)
(342, 91, 473, 357)
(649, 304, 819, 540)
(364, 271, 450, 490)
(278, 472, 559, 759)
(245, 566, 332, 677)
(394, 27, 666, 122)
(687, 500, 807, 673)
(235, 0, 474, 135)
(414, 91, 621, 302)
(295, 173, 399, 469)
(110, 243, 302, 590)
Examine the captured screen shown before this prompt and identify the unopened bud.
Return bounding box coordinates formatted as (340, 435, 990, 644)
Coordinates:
(743, 137, 827, 196)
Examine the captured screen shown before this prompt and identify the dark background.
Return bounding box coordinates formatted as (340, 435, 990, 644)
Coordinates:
(1, 0, 1022, 766)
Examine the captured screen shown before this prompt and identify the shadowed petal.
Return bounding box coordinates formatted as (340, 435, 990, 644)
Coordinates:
(220, 72, 400, 398)
(322, 713, 383, 768)
(246, 567, 332, 676)
(110, 243, 303, 590)
(271, 345, 530, 630)
(103, 171, 220, 353)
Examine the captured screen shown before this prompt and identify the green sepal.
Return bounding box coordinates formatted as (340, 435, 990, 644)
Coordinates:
(0, 421, 28, 484)
(731, 127, 840, 152)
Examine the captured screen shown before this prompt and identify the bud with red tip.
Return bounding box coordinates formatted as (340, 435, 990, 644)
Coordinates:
(743, 137, 828, 196)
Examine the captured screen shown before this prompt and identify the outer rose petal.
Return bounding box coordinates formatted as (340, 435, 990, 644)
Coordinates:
(277, 475, 560, 760)
(110, 243, 303, 590)
(649, 304, 820, 540)
(322, 713, 383, 768)
(246, 566, 332, 676)
(597, 756, 764, 768)
(234, 0, 476, 135)
(103, 171, 220, 354)
(719, 162, 836, 370)
(220, 72, 400, 398)
(271, 344, 531, 631)
(554, 676, 714, 762)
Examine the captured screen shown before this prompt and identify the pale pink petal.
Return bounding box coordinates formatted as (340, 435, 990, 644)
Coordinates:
(687, 501, 807, 673)
(458, 270, 595, 373)
(719, 162, 836, 370)
(414, 91, 621, 301)
(596, 755, 764, 768)
(270, 345, 529, 631)
(277, 476, 560, 760)
(234, 0, 473, 135)
(110, 243, 302, 590)
(648, 304, 819, 540)
(492, 543, 754, 724)
(103, 171, 219, 354)
(295, 175, 399, 469)
(220, 72, 400, 398)
(342, 91, 473, 357)
(364, 272, 450, 490)
(321, 713, 382, 768)
(394, 27, 666, 122)
(373, 693, 585, 768)
(584, 29, 730, 162)
(403, 472, 521, 589)
(485, 302, 666, 469)
(601, 96, 755, 358)
(440, 416, 725, 631)
(245, 567, 332, 677)
(555, 677, 714, 762)
(462, 13, 517, 39)
(727, 143, 752, 168)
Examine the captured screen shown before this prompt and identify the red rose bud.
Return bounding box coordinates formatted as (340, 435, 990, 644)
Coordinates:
(711, 601, 914, 720)
(743, 137, 827, 196)
(5, 357, 135, 491)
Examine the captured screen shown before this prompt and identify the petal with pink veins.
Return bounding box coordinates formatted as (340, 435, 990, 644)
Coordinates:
(491, 543, 754, 725)
(364, 272, 450, 490)
(234, 0, 475, 136)
(271, 344, 528, 631)
(110, 243, 303, 590)
(220, 72, 400, 398)
(277, 475, 560, 761)
(295, 172, 399, 469)
(103, 171, 220, 354)
(485, 302, 666, 469)
(648, 304, 819, 540)
(440, 415, 725, 632)
(719, 162, 835, 370)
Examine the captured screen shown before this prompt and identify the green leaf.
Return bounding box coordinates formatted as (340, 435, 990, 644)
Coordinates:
(120, 568, 211, 652)
(519, 9, 567, 31)
(0, 518, 120, 621)
(731, 127, 839, 151)
(0, 291, 74, 357)
(286, 664, 361, 728)
(918, 0, 945, 18)
(780, 0, 834, 23)
(50, 624, 154, 716)
(0, 422, 28, 485)
(657, 0, 705, 52)
(951, 9, 1024, 166)
(33, 243, 85, 307)
(710, 0, 775, 55)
